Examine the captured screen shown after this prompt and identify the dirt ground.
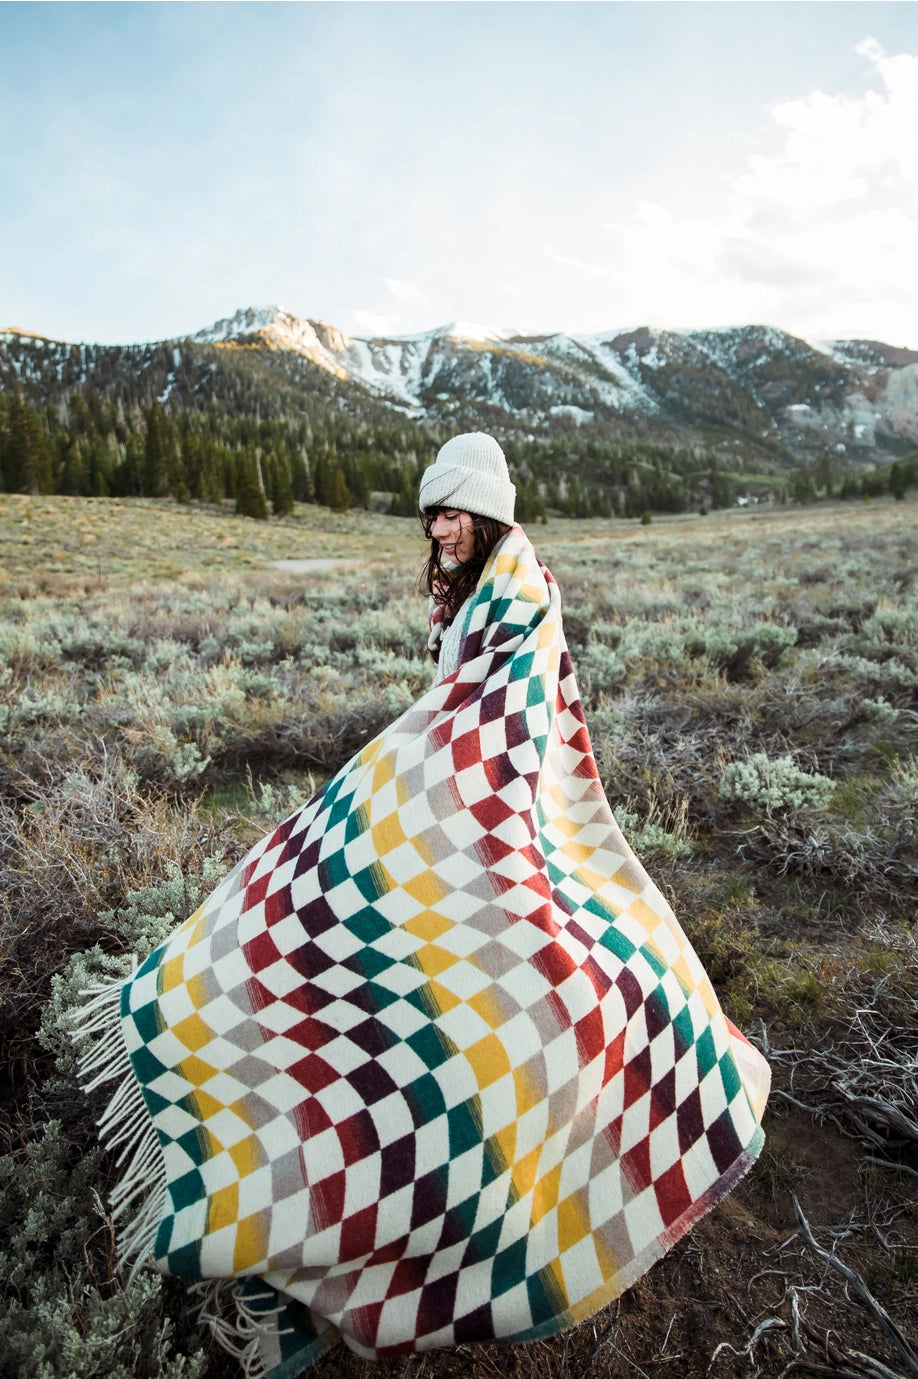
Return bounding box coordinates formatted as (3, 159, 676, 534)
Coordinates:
(195, 1105, 914, 1379)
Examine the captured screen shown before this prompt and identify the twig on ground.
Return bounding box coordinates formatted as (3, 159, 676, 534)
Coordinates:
(792, 1197, 918, 1379)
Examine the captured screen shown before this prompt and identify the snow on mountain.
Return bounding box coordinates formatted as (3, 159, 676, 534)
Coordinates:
(437, 321, 510, 344)
(4, 304, 917, 466)
(193, 305, 352, 380)
(189, 308, 671, 420)
(506, 331, 660, 417)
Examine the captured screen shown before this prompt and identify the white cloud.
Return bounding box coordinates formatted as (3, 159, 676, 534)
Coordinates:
(736, 36, 918, 220)
(350, 309, 404, 337)
(593, 38, 918, 345)
(348, 277, 441, 339)
(718, 239, 834, 290)
(543, 242, 609, 278)
(385, 278, 432, 306)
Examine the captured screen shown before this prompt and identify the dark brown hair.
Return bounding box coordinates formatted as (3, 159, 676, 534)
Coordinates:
(419, 508, 512, 621)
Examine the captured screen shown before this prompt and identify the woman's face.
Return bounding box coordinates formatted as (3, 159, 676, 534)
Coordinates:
(430, 509, 476, 564)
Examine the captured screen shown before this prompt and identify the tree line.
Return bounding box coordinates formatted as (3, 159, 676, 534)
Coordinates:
(9, 379, 904, 521)
(0, 331, 777, 519)
(788, 452, 918, 504)
(0, 387, 557, 521)
(0, 385, 423, 515)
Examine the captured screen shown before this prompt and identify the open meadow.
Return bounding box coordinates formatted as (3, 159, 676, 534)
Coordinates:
(1, 494, 916, 1379)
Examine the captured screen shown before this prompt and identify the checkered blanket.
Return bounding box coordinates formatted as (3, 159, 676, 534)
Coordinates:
(80, 525, 769, 1376)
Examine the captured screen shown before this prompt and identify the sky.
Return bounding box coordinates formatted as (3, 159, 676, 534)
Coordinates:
(2, 1, 917, 348)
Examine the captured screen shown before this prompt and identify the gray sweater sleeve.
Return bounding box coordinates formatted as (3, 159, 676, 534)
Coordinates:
(433, 612, 466, 685)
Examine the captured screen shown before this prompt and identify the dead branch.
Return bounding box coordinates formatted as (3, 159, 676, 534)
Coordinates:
(793, 1197, 918, 1379)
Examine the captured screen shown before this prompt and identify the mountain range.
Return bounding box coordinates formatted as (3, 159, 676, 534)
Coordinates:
(4, 305, 918, 473)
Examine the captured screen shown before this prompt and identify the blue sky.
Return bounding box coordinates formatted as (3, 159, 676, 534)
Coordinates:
(2, 2, 917, 346)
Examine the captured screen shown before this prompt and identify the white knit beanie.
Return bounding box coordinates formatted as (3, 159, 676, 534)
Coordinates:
(418, 432, 516, 526)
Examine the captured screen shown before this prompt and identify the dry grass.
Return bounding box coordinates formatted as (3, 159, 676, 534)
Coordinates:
(1, 493, 916, 1377)
(0, 493, 423, 588)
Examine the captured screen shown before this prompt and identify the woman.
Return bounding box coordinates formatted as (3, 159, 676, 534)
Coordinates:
(79, 433, 769, 1377)
(418, 431, 515, 685)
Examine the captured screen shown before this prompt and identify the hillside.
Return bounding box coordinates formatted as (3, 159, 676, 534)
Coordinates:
(7, 305, 918, 465)
(2, 307, 918, 517)
(193, 307, 918, 468)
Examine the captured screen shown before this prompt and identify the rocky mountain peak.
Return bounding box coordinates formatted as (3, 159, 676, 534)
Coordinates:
(2, 306, 916, 471)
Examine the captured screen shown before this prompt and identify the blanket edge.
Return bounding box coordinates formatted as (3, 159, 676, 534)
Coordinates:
(71, 969, 168, 1280)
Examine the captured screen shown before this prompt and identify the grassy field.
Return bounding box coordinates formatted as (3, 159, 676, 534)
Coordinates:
(1, 494, 916, 1379)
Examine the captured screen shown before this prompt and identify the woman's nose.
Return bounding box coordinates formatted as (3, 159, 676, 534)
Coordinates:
(432, 515, 449, 538)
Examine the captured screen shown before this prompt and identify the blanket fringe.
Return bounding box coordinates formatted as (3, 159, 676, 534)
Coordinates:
(189, 1279, 291, 1379)
(71, 966, 168, 1281)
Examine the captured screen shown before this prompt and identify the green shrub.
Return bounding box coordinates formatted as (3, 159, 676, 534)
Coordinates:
(860, 696, 900, 724)
(10, 866, 239, 1377)
(686, 622, 797, 678)
(718, 753, 835, 815)
(614, 804, 693, 859)
(0, 1122, 206, 1379)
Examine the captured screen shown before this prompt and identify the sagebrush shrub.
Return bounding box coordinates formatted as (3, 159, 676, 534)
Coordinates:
(886, 756, 918, 811)
(0, 1122, 207, 1379)
(614, 804, 693, 859)
(860, 696, 900, 724)
(718, 753, 835, 815)
(10, 867, 240, 1378)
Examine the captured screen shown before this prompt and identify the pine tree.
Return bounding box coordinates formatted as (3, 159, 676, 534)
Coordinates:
(143, 401, 170, 496)
(889, 462, 908, 501)
(183, 430, 203, 499)
(516, 482, 547, 524)
(312, 451, 331, 507)
(59, 438, 89, 495)
(235, 450, 269, 520)
(328, 466, 351, 513)
(790, 471, 817, 504)
(4, 389, 53, 494)
(342, 455, 370, 509)
(268, 453, 295, 516)
(709, 470, 735, 509)
(291, 449, 311, 502)
(389, 467, 419, 517)
(88, 433, 116, 498)
(118, 433, 145, 497)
